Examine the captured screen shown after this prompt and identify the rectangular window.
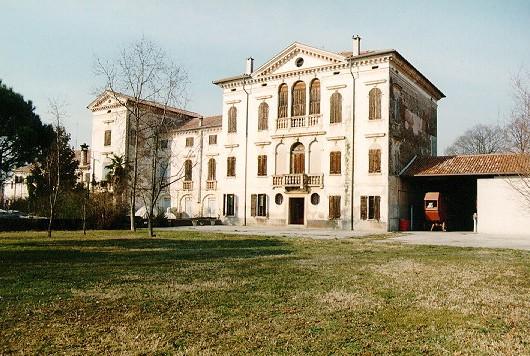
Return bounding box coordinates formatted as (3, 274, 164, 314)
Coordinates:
(227, 156, 236, 177)
(185, 137, 194, 147)
(104, 130, 111, 146)
(329, 195, 341, 219)
(257, 155, 267, 176)
(209, 134, 217, 145)
(223, 194, 235, 216)
(129, 129, 136, 146)
(251, 194, 267, 217)
(368, 149, 381, 173)
(360, 195, 381, 221)
(329, 151, 341, 174)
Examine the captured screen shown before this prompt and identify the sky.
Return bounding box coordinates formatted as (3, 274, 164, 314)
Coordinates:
(1, 0, 529, 152)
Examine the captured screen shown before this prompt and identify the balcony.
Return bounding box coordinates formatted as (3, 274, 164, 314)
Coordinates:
(183, 180, 193, 191)
(206, 180, 217, 190)
(272, 173, 324, 190)
(276, 114, 322, 131)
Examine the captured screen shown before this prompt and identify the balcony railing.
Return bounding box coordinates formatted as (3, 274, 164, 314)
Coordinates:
(276, 114, 322, 130)
(206, 180, 217, 190)
(272, 173, 324, 190)
(183, 180, 193, 191)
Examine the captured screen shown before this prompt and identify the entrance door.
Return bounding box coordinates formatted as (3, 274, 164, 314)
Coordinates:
(183, 196, 192, 218)
(206, 197, 216, 217)
(289, 198, 305, 225)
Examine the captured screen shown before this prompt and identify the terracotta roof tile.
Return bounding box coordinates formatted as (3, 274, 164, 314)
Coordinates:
(402, 154, 530, 176)
(177, 115, 222, 131)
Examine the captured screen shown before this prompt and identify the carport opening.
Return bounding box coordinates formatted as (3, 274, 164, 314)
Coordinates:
(404, 176, 481, 231)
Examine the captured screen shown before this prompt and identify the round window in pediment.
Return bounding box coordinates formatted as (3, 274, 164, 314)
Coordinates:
(295, 57, 304, 67)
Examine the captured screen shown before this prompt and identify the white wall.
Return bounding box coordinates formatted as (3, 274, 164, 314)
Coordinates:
(477, 178, 530, 234)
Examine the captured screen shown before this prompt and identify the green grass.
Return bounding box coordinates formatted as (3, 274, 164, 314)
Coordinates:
(0, 230, 529, 354)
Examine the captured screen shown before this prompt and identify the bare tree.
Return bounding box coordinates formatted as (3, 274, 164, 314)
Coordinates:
(505, 70, 530, 206)
(95, 37, 190, 232)
(445, 123, 508, 155)
(506, 71, 530, 153)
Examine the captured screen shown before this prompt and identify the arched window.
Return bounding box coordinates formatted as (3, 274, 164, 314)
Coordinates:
(184, 159, 192, 181)
(330, 91, 342, 123)
(290, 142, 305, 174)
(278, 84, 288, 119)
(258, 102, 269, 131)
(207, 158, 216, 180)
(291, 81, 306, 117)
(369, 88, 382, 120)
(309, 79, 320, 115)
(228, 106, 237, 133)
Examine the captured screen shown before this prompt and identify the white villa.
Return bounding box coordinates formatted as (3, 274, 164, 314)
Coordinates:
(88, 37, 445, 232)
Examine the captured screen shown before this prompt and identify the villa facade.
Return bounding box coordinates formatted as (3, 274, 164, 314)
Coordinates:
(88, 37, 444, 231)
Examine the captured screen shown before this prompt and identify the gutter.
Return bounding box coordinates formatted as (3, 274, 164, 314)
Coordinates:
(242, 78, 250, 226)
(348, 58, 357, 230)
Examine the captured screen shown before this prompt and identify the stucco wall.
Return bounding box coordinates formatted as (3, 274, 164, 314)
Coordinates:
(477, 178, 530, 234)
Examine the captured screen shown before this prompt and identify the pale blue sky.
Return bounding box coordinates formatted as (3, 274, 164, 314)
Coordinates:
(1, 0, 529, 151)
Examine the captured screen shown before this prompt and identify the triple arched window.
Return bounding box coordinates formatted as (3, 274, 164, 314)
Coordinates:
(258, 102, 268, 130)
(278, 84, 288, 118)
(291, 81, 306, 117)
(369, 88, 382, 120)
(309, 79, 320, 115)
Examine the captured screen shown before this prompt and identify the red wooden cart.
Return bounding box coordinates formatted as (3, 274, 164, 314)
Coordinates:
(424, 192, 447, 231)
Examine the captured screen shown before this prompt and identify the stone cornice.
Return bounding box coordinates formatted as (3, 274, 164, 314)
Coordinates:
(218, 56, 391, 89)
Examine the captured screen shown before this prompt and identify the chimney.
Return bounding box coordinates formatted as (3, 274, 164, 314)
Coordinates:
(246, 57, 254, 75)
(198, 116, 203, 127)
(352, 35, 361, 56)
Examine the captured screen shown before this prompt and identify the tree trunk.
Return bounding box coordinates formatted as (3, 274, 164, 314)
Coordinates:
(47, 205, 54, 238)
(82, 198, 87, 235)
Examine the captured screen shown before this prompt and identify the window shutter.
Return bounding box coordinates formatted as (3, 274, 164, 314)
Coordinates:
(310, 79, 320, 115)
(329, 197, 334, 219)
(223, 194, 226, 216)
(278, 84, 288, 118)
(374, 196, 381, 221)
(292, 81, 306, 117)
(264, 194, 268, 216)
(262, 155, 267, 175)
(334, 196, 341, 218)
(361, 196, 367, 220)
(369, 88, 381, 120)
(251, 194, 257, 217)
(374, 150, 381, 173)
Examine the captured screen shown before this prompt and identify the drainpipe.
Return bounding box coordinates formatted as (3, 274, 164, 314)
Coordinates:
(349, 50, 357, 230)
(242, 76, 250, 226)
(197, 116, 204, 206)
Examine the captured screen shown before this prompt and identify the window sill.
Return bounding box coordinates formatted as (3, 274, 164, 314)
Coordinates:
(257, 175, 268, 178)
(368, 172, 382, 176)
(226, 176, 236, 179)
(329, 173, 342, 176)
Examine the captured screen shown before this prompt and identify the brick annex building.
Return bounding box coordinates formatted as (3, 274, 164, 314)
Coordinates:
(87, 37, 530, 233)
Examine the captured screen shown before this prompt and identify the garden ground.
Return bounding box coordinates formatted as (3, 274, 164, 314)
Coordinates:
(0, 230, 529, 354)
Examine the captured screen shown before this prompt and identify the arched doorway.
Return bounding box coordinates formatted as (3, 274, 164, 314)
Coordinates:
(290, 142, 305, 174)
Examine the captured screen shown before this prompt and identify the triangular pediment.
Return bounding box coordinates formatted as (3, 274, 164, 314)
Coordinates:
(253, 42, 347, 77)
(87, 90, 129, 111)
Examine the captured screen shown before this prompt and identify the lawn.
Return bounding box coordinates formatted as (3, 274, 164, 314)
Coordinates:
(0, 230, 529, 354)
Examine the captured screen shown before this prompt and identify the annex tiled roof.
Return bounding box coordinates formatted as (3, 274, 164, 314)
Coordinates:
(401, 154, 530, 177)
(177, 115, 222, 131)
